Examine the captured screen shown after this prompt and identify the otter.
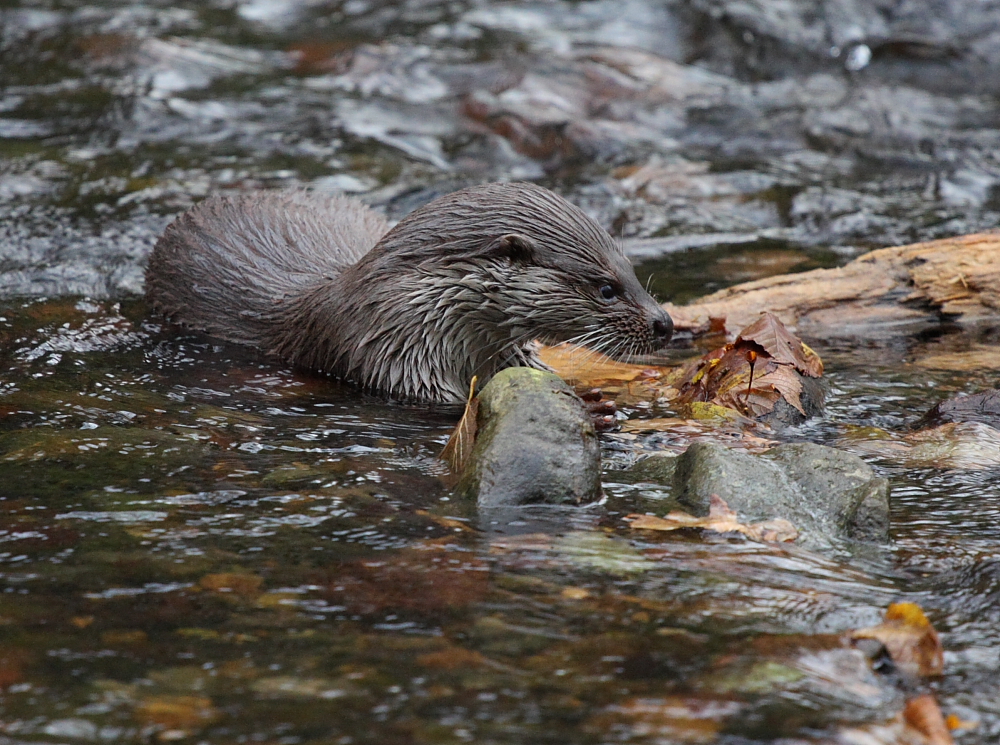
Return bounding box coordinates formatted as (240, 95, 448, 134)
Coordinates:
(146, 182, 673, 403)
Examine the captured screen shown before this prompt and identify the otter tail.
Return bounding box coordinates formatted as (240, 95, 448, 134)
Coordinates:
(145, 191, 390, 349)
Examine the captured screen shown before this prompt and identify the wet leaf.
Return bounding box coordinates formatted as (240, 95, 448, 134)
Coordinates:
(673, 313, 822, 418)
(414, 510, 477, 532)
(416, 647, 489, 670)
(945, 713, 979, 732)
(538, 343, 654, 383)
(538, 343, 671, 405)
(441, 375, 479, 474)
(626, 494, 798, 543)
(135, 695, 221, 731)
(851, 602, 944, 678)
(916, 388, 1000, 428)
(0, 648, 29, 688)
(199, 573, 264, 598)
(903, 695, 955, 745)
(101, 629, 148, 645)
(736, 312, 824, 376)
(315, 543, 488, 615)
(588, 696, 740, 744)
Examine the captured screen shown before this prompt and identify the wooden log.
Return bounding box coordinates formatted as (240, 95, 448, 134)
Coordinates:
(663, 232, 1000, 339)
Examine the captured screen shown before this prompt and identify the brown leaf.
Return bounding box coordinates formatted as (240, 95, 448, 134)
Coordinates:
(903, 695, 955, 745)
(416, 647, 488, 670)
(101, 630, 148, 645)
(441, 376, 479, 474)
(741, 365, 806, 416)
(538, 343, 672, 408)
(135, 695, 222, 731)
(539, 343, 653, 384)
(199, 573, 264, 598)
(313, 543, 489, 615)
(851, 602, 944, 678)
(625, 494, 798, 543)
(945, 713, 979, 732)
(736, 312, 824, 377)
(587, 695, 740, 743)
(673, 314, 821, 419)
(414, 510, 476, 532)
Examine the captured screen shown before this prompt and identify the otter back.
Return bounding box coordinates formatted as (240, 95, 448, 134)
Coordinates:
(145, 191, 389, 349)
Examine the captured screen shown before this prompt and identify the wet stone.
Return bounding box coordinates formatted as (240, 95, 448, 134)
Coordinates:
(672, 442, 890, 546)
(455, 367, 601, 509)
(916, 388, 1000, 430)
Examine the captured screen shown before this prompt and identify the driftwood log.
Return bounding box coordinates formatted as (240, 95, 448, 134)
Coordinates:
(663, 233, 1000, 339)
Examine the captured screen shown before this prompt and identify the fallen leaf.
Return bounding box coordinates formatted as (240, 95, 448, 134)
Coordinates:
(414, 510, 477, 532)
(416, 647, 488, 670)
(539, 343, 653, 383)
(313, 543, 488, 615)
(441, 376, 479, 474)
(587, 696, 741, 744)
(672, 314, 821, 419)
(903, 695, 954, 745)
(135, 695, 221, 731)
(625, 494, 798, 543)
(539, 343, 672, 406)
(737, 312, 824, 376)
(199, 573, 263, 598)
(101, 630, 148, 645)
(945, 713, 978, 732)
(0, 648, 28, 688)
(851, 602, 944, 678)
(720, 364, 803, 416)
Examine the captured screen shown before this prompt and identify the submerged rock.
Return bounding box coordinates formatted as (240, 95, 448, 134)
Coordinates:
(902, 422, 1000, 471)
(455, 367, 601, 508)
(841, 420, 1000, 471)
(672, 442, 890, 546)
(916, 388, 1000, 430)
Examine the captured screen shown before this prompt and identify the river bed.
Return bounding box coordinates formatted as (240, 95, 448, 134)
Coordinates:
(2, 2, 1000, 743)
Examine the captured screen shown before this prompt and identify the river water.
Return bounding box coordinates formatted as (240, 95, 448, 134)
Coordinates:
(2, 2, 1000, 743)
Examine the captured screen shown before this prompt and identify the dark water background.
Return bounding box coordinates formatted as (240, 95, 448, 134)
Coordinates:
(2, 1, 1000, 743)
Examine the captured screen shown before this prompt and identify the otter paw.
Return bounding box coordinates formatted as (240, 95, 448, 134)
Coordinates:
(580, 388, 618, 432)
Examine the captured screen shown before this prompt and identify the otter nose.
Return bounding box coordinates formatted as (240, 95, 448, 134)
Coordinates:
(651, 311, 673, 347)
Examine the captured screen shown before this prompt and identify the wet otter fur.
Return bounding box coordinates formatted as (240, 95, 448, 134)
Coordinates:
(146, 182, 673, 403)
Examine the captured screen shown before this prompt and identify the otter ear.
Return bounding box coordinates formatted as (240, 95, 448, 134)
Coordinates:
(495, 233, 536, 264)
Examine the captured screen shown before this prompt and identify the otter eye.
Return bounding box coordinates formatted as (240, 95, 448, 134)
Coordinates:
(599, 284, 617, 301)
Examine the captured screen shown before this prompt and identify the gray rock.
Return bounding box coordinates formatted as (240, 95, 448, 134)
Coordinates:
(455, 367, 601, 508)
(672, 442, 889, 545)
(916, 388, 1000, 430)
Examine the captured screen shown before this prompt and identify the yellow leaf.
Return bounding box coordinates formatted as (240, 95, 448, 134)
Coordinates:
(626, 495, 798, 543)
(852, 602, 943, 677)
(441, 376, 479, 474)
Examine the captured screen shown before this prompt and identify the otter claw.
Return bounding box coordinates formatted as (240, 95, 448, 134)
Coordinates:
(581, 388, 619, 432)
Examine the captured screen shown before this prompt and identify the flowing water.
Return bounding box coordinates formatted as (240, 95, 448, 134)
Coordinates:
(2, 1, 1000, 743)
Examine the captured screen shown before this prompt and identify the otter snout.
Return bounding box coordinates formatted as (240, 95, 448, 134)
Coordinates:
(651, 309, 674, 349)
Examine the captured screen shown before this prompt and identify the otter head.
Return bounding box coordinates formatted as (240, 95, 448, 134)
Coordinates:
(354, 182, 673, 400)
(382, 182, 672, 357)
(486, 225, 673, 360)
